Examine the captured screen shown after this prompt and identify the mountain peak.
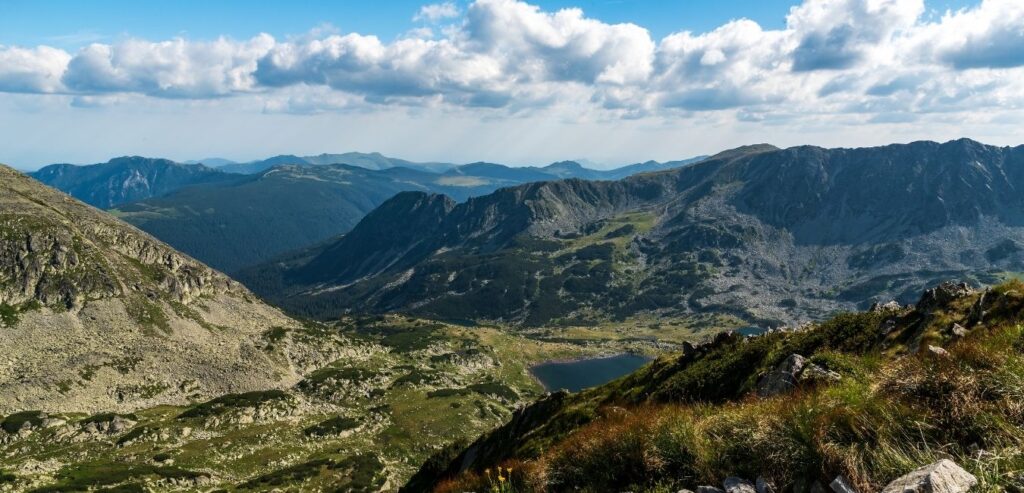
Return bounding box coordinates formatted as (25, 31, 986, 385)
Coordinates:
(706, 144, 779, 162)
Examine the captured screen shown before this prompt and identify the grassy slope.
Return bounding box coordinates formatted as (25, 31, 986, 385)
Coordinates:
(417, 281, 1024, 493)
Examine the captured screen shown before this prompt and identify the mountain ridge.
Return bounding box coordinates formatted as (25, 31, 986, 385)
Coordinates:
(241, 139, 1024, 327)
(30, 156, 239, 208)
(0, 164, 345, 414)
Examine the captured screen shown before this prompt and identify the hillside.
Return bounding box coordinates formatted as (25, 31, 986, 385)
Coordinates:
(112, 164, 524, 273)
(241, 139, 1024, 327)
(405, 280, 1024, 492)
(30, 156, 239, 208)
(0, 313, 601, 491)
(0, 164, 337, 414)
(111, 156, 705, 273)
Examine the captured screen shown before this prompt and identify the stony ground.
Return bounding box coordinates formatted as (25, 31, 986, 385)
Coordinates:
(0, 315, 693, 492)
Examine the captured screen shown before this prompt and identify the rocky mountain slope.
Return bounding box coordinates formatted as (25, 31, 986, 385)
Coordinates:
(406, 280, 1024, 492)
(110, 156, 706, 274)
(0, 164, 343, 414)
(0, 314, 586, 492)
(30, 156, 239, 208)
(242, 139, 1024, 327)
(111, 163, 529, 273)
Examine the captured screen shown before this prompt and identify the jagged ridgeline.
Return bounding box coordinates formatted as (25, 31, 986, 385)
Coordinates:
(406, 281, 1024, 492)
(242, 139, 1024, 327)
(0, 164, 339, 413)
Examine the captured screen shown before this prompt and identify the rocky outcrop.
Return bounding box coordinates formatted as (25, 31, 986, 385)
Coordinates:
(917, 282, 975, 314)
(880, 459, 977, 493)
(757, 354, 842, 397)
(0, 164, 339, 413)
(757, 354, 807, 397)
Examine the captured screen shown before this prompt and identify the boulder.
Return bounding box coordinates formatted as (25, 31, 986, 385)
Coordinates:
(927, 345, 950, 358)
(799, 363, 842, 384)
(871, 300, 902, 312)
(757, 354, 806, 397)
(917, 282, 974, 313)
(880, 459, 977, 493)
(950, 323, 968, 338)
(724, 477, 756, 493)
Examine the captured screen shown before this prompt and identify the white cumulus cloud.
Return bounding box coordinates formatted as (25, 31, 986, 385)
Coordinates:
(414, 2, 461, 22)
(0, 0, 1020, 130)
(0, 45, 71, 93)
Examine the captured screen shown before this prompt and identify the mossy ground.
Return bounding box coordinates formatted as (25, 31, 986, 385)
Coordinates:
(0, 314, 709, 491)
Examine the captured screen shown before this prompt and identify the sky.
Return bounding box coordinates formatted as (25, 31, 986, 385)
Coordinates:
(0, 0, 1019, 169)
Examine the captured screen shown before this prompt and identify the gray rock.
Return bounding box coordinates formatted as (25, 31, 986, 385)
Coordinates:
(880, 459, 977, 493)
(698, 486, 726, 493)
(830, 476, 858, 493)
(880, 318, 898, 336)
(950, 323, 969, 338)
(799, 363, 842, 384)
(871, 300, 902, 312)
(757, 354, 806, 397)
(724, 477, 756, 493)
(928, 345, 950, 358)
(968, 289, 988, 325)
(918, 282, 974, 314)
(756, 477, 776, 493)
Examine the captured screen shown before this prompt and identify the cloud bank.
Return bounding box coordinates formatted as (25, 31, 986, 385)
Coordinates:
(1, 0, 1022, 124)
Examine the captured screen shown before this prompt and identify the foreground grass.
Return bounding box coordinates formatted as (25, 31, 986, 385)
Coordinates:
(429, 281, 1024, 492)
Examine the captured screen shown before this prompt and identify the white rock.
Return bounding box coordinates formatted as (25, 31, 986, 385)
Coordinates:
(830, 475, 858, 493)
(724, 477, 756, 493)
(880, 459, 977, 493)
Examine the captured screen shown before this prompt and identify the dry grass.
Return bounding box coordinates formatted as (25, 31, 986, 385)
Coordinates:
(433, 283, 1024, 492)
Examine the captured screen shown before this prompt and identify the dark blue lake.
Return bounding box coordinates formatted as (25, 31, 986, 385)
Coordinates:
(530, 353, 652, 392)
(736, 326, 768, 337)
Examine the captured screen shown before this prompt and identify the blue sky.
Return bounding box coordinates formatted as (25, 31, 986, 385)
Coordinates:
(0, 0, 978, 48)
(0, 0, 1020, 169)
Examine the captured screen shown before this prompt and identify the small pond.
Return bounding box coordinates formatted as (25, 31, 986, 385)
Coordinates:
(736, 326, 768, 337)
(530, 353, 653, 392)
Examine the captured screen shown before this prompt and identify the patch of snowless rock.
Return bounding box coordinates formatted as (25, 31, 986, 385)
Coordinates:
(677, 459, 977, 493)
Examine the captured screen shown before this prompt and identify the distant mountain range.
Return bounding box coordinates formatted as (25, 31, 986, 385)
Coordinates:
(240, 139, 1024, 327)
(31, 153, 706, 272)
(213, 152, 458, 175)
(30, 156, 239, 209)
